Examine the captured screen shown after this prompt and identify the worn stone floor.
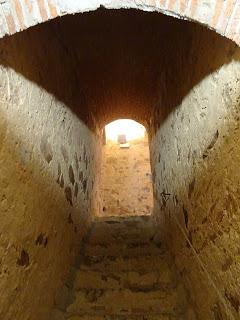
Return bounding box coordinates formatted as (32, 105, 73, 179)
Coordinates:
(49, 216, 195, 320)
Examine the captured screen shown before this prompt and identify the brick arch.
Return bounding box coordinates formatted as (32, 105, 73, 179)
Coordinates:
(1, 0, 240, 46)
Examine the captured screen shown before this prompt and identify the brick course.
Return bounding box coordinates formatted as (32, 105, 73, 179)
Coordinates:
(0, 0, 239, 45)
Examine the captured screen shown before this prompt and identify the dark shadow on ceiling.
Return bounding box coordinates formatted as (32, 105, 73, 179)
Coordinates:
(0, 8, 238, 130)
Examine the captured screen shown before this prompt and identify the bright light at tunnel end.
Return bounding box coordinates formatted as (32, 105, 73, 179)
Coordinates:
(105, 119, 146, 142)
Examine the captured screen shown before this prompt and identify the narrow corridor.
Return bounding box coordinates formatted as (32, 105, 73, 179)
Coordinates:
(51, 216, 194, 319)
(0, 2, 240, 320)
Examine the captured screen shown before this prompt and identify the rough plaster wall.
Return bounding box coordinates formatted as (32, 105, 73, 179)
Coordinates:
(0, 24, 101, 320)
(150, 27, 240, 319)
(100, 136, 153, 217)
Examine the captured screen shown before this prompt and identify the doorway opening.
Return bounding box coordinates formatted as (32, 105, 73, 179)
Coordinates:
(100, 119, 153, 217)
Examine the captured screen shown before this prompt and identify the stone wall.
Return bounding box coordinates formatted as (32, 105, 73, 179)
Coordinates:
(150, 24, 240, 320)
(0, 23, 101, 320)
(100, 136, 153, 217)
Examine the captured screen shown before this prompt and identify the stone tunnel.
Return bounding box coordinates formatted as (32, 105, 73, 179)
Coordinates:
(0, 1, 240, 320)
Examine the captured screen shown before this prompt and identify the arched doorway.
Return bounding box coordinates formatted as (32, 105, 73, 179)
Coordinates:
(100, 119, 153, 217)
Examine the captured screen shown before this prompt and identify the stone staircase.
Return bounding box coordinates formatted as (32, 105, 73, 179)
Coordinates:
(50, 216, 195, 320)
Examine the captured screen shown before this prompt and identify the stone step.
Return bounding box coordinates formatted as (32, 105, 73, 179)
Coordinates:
(84, 242, 164, 258)
(49, 215, 195, 320)
(87, 229, 158, 246)
(87, 229, 158, 245)
(93, 215, 153, 226)
(74, 268, 176, 291)
(90, 226, 154, 235)
(87, 232, 156, 246)
(80, 255, 171, 274)
(91, 218, 154, 231)
(66, 285, 186, 317)
(89, 218, 155, 243)
(66, 314, 178, 319)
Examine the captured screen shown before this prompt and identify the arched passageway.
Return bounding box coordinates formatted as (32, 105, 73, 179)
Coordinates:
(0, 0, 240, 47)
(0, 5, 239, 320)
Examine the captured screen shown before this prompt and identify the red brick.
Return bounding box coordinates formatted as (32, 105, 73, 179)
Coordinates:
(218, 0, 236, 32)
(37, 0, 48, 21)
(226, 2, 240, 38)
(0, 0, 240, 48)
(211, 0, 225, 28)
(14, 0, 25, 30)
(159, 0, 167, 8)
(179, 0, 189, 14)
(24, 0, 33, 13)
(189, 0, 198, 18)
(47, 0, 58, 18)
(5, 13, 16, 34)
(168, 0, 177, 11)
